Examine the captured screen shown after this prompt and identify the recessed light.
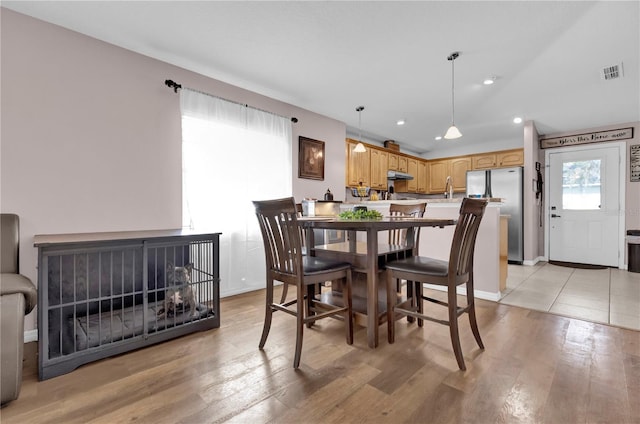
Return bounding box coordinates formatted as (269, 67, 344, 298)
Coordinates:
(483, 77, 496, 85)
(435, 136, 442, 140)
(513, 117, 523, 124)
(396, 119, 405, 126)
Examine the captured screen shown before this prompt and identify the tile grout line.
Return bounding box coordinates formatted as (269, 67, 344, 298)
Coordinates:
(547, 267, 574, 312)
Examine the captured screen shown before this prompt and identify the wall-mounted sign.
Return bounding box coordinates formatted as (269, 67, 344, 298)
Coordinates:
(631, 144, 640, 182)
(540, 127, 634, 149)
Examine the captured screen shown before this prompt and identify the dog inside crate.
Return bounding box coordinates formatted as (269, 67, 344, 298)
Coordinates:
(47, 243, 215, 357)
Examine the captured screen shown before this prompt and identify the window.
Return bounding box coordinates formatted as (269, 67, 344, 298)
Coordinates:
(181, 89, 292, 296)
(562, 159, 601, 210)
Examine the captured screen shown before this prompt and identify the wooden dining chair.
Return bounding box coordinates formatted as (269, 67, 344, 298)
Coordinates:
(385, 198, 488, 370)
(388, 203, 427, 256)
(253, 197, 353, 369)
(279, 203, 307, 304)
(387, 203, 427, 295)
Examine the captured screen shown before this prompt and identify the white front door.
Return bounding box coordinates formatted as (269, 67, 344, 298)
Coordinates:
(547, 144, 623, 267)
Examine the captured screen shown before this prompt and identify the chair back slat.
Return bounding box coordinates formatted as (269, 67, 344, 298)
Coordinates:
(253, 198, 303, 281)
(449, 198, 488, 277)
(388, 203, 427, 252)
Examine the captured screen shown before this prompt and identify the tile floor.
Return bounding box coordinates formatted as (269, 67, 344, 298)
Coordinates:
(500, 262, 640, 331)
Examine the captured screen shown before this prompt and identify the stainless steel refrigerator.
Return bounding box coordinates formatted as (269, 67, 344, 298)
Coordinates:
(466, 167, 524, 264)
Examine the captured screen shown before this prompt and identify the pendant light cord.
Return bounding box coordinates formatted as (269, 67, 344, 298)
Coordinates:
(448, 52, 458, 125)
(451, 56, 455, 125)
(357, 106, 364, 141)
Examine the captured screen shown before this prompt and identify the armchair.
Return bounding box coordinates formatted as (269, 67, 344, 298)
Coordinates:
(1, 214, 37, 406)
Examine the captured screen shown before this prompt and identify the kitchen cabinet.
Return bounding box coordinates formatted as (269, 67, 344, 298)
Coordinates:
(472, 153, 497, 170)
(451, 157, 472, 191)
(395, 157, 419, 193)
(398, 156, 408, 172)
(346, 140, 370, 187)
(472, 148, 524, 169)
(497, 149, 524, 167)
(370, 148, 388, 190)
(417, 160, 428, 193)
(428, 159, 449, 194)
(406, 158, 418, 192)
(427, 157, 471, 194)
(388, 153, 398, 171)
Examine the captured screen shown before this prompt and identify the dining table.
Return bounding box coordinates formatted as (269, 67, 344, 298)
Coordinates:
(298, 215, 455, 348)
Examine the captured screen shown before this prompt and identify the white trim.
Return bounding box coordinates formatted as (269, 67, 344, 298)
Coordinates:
(24, 329, 38, 343)
(423, 283, 502, 302)
(544, 142, 626, 269)
(523, 256, 545, 266)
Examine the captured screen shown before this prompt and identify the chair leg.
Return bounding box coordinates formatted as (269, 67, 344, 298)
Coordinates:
(279, 284, 289, 304)
(293, 284, 305, 369)
(386, 270, 396, 344)
(406, 280, 415, 324)
(344, 271, 354, 345)
(415, 281, 424, 327)
(305, 284, 315, 329)
(466, 280, 484, 349)
(259, 278, 275, 349)
(448, 287, 466, 371)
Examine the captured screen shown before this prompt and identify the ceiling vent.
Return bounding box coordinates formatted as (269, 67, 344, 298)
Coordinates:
(601, 63, 623, 80)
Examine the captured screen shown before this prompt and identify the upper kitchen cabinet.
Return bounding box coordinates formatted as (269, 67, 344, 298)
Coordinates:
(394, 157, 419, 193)
(472, 153, 497, 169)
(428, 159, 449, 194)
(472, 148, 524, 170)
(397, 155, 408, 173)
(388, 153, 398, 171)
(450, 157, 472, 191)
(428, 157, 471, 194)
(417, 160, 427, 193)
(370, 148, 389, 190)
(496, 149, 524, 167)
(346, 139, 370, 187)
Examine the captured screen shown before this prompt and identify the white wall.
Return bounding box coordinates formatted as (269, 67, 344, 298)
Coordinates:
(0, 9, 346, 332)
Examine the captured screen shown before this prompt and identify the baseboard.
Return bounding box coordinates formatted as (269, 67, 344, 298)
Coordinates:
(24, 329, 38, 343)
(422, 283, 502, 302)
(523, 256, 545, 266)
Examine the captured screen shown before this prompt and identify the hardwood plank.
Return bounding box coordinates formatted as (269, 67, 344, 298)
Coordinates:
(2, 287, 638, 424)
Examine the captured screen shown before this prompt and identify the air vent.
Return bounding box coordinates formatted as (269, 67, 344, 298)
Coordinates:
(601, 63, 623, 80)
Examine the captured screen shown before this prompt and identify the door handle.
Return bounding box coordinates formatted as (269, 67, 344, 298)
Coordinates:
(551, 214, 561, 218)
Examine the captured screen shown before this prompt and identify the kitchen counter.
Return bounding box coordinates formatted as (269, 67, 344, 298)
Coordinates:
(346, 198, 504, 205)
(340, 199, 505, 301)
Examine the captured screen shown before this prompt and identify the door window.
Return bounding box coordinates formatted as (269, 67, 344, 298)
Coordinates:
(562, 159, 601, 210)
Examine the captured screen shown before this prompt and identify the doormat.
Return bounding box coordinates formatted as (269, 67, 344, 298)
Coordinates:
(549, 260, 607, 270)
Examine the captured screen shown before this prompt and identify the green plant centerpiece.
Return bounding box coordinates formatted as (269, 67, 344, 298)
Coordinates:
(338, 209, 383, 220)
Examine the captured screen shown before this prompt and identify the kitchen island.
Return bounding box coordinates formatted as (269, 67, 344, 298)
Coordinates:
(341, 198, 505, 301)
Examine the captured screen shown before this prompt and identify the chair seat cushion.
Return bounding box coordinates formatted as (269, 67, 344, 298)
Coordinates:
(385, 256, 449, 277)
(303, 256, 351, 275)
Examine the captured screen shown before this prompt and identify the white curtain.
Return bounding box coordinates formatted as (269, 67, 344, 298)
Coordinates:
(180, 89, 292, 297)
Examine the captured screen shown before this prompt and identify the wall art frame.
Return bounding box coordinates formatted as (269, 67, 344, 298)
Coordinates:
(298, 136, 325, 180)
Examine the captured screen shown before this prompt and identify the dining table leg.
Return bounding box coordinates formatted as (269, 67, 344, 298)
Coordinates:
(366, 228, 379, 348)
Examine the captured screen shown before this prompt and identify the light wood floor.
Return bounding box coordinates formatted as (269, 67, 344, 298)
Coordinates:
(2, 286, 639, 424)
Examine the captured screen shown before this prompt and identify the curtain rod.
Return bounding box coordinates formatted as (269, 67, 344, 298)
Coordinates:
(164, 79, 298, 123)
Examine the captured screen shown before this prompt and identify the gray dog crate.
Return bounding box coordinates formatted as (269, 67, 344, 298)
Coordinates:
(35, 229, 221, 380)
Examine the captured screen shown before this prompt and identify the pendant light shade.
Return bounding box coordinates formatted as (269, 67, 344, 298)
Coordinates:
(354, 106, 366, 152)
(354, 142, 367, 153)
(444, 125, 462, 139)
(444, 52, 462, 140)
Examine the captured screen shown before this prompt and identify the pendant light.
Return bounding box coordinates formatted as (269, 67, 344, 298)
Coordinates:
(354, 106, 367, 152)
(444, 52, 462, 139)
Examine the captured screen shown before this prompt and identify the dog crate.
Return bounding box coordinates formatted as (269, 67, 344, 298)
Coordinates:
(35, 230, 220, 380)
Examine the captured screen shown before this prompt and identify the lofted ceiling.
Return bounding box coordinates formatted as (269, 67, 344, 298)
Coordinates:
(3, 1, 639, 156)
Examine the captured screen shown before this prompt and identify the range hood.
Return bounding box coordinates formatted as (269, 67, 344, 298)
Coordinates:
(387, 170, 414, 180)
